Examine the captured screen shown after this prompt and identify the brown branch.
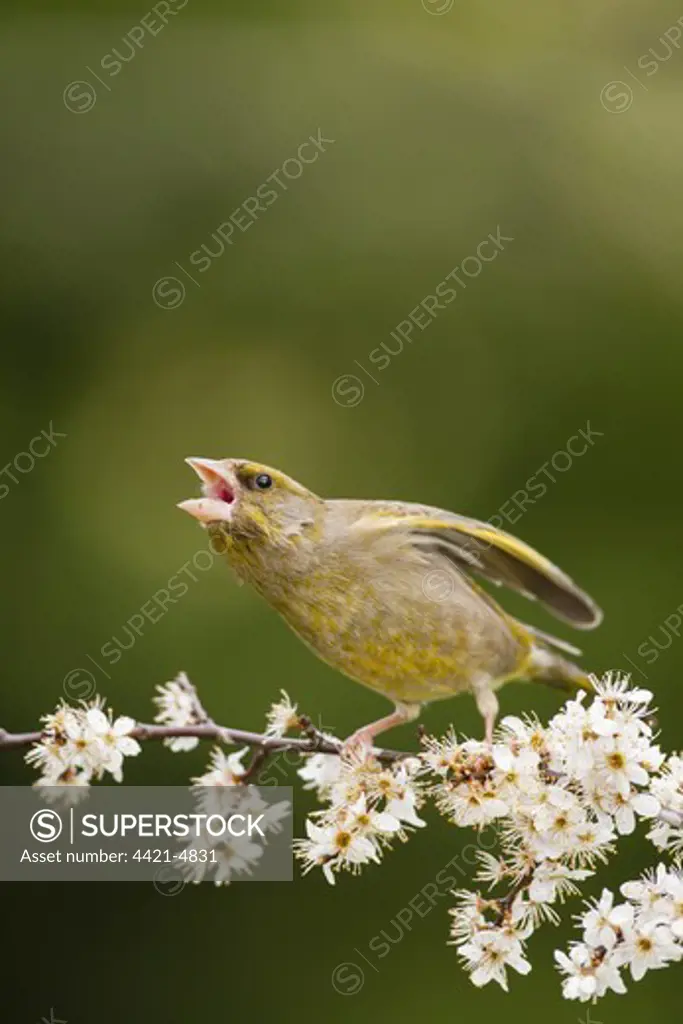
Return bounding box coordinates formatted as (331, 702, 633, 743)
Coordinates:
(495, 868, 536, 923)
(0, 722, 410, 765)
(240, 746, 271, 783)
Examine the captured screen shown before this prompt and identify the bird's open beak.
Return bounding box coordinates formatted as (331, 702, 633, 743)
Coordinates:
(178, 457, 237, 524)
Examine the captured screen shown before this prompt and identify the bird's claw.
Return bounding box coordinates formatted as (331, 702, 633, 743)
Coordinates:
(341, 730, 375, 760)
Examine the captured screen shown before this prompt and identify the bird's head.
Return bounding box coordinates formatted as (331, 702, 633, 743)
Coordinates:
(178, 457, 322, 549)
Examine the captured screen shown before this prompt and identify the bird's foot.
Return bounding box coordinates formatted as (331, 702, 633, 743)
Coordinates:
(341, 703, 422, 760)
(340, 728, 377, 760)
(473, 681, 499, 750)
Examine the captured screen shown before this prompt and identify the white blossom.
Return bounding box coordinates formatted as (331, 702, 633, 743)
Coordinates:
(648, 754, 683, 863)
(554, 945, 600, 1002)
(14, 670, 683, 998)
(84, 707, 140, 782)
(555, 943, 628, 1001)
(295, 817, 380, 885)
(183, 833, 265, 886)
(420, 674, 683, 995)
(153, 672, 204, 752)
(622, 921, 682, 980)
(26, 698, 140, 786)
(264, 689, 300, 738)
(346, 794, 403, 837)
(297, 743, 343, 794)
(458, 924, 532, 991)
(557, 864, 683, 999)
(449, 890, 490, 942)
(192, 746, 249, 787)
(295, 753, 425, 883)
(581, 889, 634, 949)
(528, 862, 593, 906)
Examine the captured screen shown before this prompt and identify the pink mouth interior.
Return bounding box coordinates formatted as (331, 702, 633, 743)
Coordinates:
(208, 481, 235, 505)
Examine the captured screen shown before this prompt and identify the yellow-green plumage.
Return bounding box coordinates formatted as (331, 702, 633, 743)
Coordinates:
(180, 458, 602, 744)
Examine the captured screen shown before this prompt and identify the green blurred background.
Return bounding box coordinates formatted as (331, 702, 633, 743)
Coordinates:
(2, 0, 682, 1019)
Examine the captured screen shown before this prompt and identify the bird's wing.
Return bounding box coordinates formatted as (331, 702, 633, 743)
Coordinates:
(517, 622, 583, 657)
(349, 506, 602, 630)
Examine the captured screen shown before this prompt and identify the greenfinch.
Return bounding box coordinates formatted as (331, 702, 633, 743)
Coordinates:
(179, 458, 602, 748)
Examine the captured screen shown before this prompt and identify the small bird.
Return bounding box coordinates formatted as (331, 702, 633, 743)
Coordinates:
(179, 458, 602, 749)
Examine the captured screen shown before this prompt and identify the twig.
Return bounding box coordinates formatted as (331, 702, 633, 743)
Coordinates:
(240, 746, 271, 783)
(0, 723, 410, 765)
(297, 714, 329, 751)
(495, 868, 536, 923)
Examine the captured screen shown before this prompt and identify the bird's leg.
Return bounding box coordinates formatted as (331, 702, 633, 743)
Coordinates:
(343, 701, 421, 755)
(473, 682, 499, 746)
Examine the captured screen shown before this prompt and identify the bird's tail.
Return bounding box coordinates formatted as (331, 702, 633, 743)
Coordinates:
(526, 643, 594, 696)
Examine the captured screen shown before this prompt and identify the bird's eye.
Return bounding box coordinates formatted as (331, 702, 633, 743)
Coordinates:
(254, 473, 273, 490)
